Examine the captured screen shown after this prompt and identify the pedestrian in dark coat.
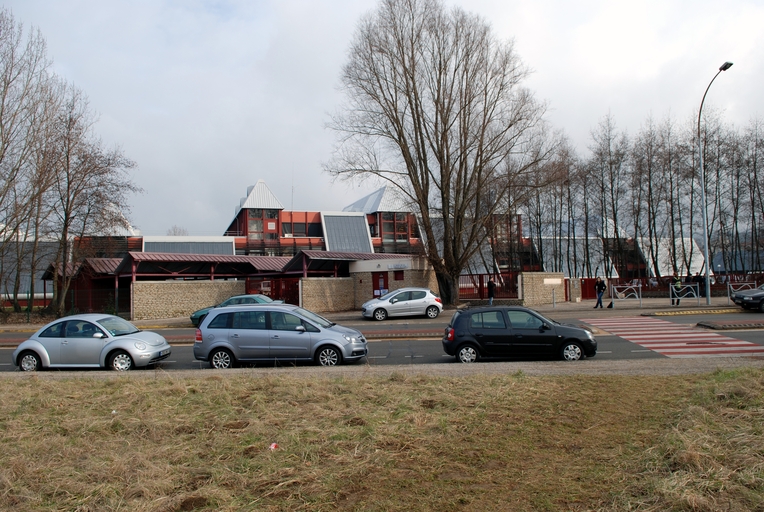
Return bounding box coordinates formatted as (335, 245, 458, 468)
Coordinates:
(594, 277, 606, 308)
(487, 278, 496, 306)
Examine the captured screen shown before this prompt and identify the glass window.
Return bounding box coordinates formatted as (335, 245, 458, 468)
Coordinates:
(65, 320, 103, 338)
(270, 312, 305, 331)
(208, 313, 232, 329)
(293, 223, 306, 236)
(395, 213, 406, 222)
(39, 322, 66, 338)
(282, 223, 292, 235)
(382, 212, 394, 221)
(265, 209, 279, 219)
(391, 291, 410, 302)
(411, 291, 426, 300)
(307, 223, 323, 237)
(469, 311, 507, 329)
(233, 311, 267, 330)
(249, 209, 263, 219)
(394, 270, 404, 281)
(507, 311, 544, 330)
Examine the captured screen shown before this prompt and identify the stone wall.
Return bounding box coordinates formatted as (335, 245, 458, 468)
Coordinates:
(352, 269, 439, 308)
(519, 272, 566, 306)
(300, 278, 355, 313)
(132, 280, 245, 320)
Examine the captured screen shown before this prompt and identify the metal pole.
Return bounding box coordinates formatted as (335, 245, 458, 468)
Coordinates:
(697, 62, 733, 306)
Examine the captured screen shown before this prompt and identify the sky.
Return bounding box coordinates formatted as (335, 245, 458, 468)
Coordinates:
(4, 0, 763, 236)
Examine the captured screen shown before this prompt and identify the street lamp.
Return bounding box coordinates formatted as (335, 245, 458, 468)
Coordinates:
(697, 61, 733, 305)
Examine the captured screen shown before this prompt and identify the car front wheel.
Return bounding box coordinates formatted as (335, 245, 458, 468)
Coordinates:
(561, 342, 583, 361)
(210, 348, 234, 369)
(426, 306, 440, 319)
(373, 308, 387, 321)
(109, 350, 133, 371)
(18, 351, 41, 372)
(759, 301, 764, 313)
(316, 346, 341, 366)
(457, 344, 479, 363)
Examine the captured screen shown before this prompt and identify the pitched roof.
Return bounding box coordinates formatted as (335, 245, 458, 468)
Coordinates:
(239, 180, 284, 211)
(342, 185, 412, 214)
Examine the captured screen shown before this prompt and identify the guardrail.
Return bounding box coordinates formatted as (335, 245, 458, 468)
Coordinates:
(727, 282, 757, 306)
(669, 283, 700, 306)
(609, 283, 642, 308)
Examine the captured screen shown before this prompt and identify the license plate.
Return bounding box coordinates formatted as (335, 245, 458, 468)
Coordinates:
(160, 349, 170, 356)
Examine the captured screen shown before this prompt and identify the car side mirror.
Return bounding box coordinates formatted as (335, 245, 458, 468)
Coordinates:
(93, 332, 106, 339)
(390, 298, 397, 304)
(541, 323, 551, 331)
(295, 325, 306, 333)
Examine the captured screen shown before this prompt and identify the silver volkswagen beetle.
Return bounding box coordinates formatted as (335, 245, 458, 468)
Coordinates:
(12, 314, 172, 372)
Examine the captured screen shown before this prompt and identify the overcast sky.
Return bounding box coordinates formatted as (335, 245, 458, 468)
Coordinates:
(4, 0, 763, 235)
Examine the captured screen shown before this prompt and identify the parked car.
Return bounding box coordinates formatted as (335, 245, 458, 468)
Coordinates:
(190, 294, 282, 326)
(442, 306, 597, 363)
(361, 287, 443, 321)
(732, 283, 764, 312)
(12, 314, 172, 372)
(194, 304, 367, 368)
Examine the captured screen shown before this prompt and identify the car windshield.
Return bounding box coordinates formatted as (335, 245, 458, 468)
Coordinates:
(255, 295, 274, 303)
(96, 316, 140, 336)
(293, 307, 334, 328)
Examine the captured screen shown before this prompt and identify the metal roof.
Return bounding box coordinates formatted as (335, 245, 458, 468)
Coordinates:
(342, 185, 413, 214)
(281, 250, 407, 274)
(239, 180, 285, 211)
(114, 252, 290, 276)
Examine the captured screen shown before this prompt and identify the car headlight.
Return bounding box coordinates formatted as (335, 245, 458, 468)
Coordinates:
(744, 297, 753, 301)
(134, 342, 147, 351)
(342, 334, 358, 343)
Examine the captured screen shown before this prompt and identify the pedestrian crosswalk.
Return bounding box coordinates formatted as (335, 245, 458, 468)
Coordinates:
(582, 317, 764, 358)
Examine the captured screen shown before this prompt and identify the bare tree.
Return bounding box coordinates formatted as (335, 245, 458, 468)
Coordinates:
(167, 225, 189, 236)
(326, 0, 554, 303)
(47, 84, 139, 316)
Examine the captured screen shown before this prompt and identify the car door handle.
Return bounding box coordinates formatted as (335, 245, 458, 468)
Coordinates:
(272, 335, 280, 339)
(232, 334, 239, 338)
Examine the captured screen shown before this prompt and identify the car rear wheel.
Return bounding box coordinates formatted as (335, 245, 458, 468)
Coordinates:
(316, 346, 341, 366)
(210, 348, 234, 369)
(109, 350, 133, 371)
(457, 344, 479, 363)
(18, 351, 41, 372)
(561, 342, 583, 361)
(426, 306, 440, 319)
(373, 308, 388, 321)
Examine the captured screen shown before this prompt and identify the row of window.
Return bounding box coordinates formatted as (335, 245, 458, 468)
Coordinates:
(208, 310, 319, 332)
(245, 209, 419, 241)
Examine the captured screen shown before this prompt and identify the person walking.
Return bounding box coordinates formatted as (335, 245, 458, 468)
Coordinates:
(487, 278, 496, 306)
(594, 277, 606, 308)
(672, 273, 682, 306)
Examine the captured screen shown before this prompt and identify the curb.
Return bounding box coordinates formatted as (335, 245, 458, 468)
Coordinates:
(697, 321, 764, 331)
(646, 308, 739, 316)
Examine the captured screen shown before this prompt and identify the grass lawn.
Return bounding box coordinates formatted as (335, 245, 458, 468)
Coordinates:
(1, 368, 762, 511)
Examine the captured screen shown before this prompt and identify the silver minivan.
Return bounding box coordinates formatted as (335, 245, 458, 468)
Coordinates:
(193, 304, 368, 368)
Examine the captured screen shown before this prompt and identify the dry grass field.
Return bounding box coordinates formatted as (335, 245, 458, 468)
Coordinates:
(0, 367, 762, 511)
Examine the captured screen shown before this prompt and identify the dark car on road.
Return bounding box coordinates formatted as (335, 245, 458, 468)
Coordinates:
(442, 306, 597, 363)
(732, 283, 764, 312)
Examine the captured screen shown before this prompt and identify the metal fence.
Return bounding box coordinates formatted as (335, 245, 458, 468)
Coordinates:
(458, 273, 519, 300)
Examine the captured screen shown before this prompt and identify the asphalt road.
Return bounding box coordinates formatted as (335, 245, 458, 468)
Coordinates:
(2, 311, 764, 372)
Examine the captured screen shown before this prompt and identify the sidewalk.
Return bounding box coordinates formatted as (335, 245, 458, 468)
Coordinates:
(1, 297, 760, 335)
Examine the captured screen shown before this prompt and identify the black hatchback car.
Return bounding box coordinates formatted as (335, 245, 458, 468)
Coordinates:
(442, 306, 597, 363)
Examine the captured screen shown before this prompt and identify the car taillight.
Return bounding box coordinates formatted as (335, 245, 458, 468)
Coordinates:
(195, 329, 203, 343)
(435, 297, 442, 304)
(445, 328, 454, 341)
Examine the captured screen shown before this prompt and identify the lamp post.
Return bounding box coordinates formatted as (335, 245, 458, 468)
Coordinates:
(697, 61, 733, 306)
